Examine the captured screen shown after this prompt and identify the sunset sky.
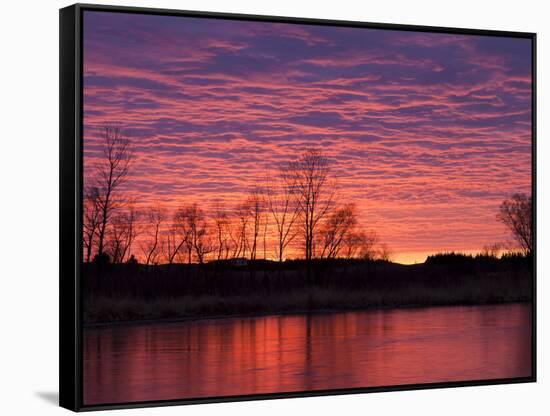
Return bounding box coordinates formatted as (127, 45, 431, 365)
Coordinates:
(82, 11, 532, 264)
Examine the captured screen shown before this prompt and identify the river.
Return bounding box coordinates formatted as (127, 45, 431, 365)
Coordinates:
(83, 303, 532, 405)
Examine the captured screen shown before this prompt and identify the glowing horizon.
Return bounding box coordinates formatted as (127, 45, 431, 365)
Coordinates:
(82, 11, 532, 265)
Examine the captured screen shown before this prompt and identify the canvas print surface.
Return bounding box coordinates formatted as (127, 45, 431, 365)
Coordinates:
(81, 10, 533, 406)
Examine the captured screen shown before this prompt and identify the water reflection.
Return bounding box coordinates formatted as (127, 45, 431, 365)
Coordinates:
(84, 303, 531, 405)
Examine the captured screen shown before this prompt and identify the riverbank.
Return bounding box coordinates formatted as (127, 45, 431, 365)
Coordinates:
(83, 297, 533, 328)
(83, 254, 532, 325)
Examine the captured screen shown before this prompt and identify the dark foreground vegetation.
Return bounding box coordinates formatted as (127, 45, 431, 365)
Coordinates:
(82, 252, 532, 325)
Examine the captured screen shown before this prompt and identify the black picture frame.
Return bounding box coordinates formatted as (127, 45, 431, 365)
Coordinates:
(60, 3, 537, 412)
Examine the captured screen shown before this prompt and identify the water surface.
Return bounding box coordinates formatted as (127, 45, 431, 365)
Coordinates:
(83, 303, 532, 405)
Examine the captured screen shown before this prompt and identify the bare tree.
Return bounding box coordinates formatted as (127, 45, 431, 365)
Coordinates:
(262, 209, 269, 260)
(341, 229, 380, 260)
(107, 205, 139, 263)
(318, 204, 357, 259)
(94, 125, 132, 259)
(165, 222, 186, 264)
(357, 230, 380, 260)
(376, 242, 393, 262)
(165, 205, 204, 265)
(234, 201, 252, 259)
(174, 206, 195, 264)
(213, 205, 231, 261)
(481, 242, 503, 258)
(122, 205, 139, 262)
(194, 229, 214, 264)
(248, 188, 264, 260)
(83, 186, 101, 263)
(190, 206, 213, 264)
(266, 171, 300, 262)
(226, 215, 241, 259)
(342, 230, 380, 260)
(497, 193, 532, 256)
(174, 204, 212, 264)
(140, 208, 164, 265)
(342, 231, 362, 259)
(284, 149, 334, 260)
(107, 215, 127, 263)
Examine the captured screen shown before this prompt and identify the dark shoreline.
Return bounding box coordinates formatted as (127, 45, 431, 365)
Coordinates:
(83, 254, 532, 328)
(83, 299, 532, 329)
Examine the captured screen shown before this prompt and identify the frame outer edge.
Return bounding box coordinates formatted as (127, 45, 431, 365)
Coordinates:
(63, 3, 537, 411)
(531, 32, 537, 382)
(60, 4, 81, 412)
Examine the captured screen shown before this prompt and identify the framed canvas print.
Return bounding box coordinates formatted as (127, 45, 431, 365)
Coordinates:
(59, 3, 536, 411)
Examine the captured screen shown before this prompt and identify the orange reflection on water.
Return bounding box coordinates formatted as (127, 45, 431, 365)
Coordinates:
(83, 303, 532, 405)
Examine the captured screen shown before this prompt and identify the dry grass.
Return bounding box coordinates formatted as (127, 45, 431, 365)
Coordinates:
(84, 269, 531, 324)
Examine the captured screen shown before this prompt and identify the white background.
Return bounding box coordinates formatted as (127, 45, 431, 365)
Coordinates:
(0, 0, 547, 414)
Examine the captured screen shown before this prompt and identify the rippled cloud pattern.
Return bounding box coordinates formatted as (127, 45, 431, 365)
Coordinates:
(83, 11, 532, 263)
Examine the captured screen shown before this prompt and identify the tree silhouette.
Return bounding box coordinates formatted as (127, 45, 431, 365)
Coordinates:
(266, 170, 300, 262)
(284, 149, 334, 261)
(497, 193, 532, 256)
(165, 220, 186, 265)
(83, 186, 101, 263)
(174, 204, 212, 264)
(377, 242, 393, 261)
(107, 206, 138, 263)
(140, 208, 164, 265)
(318, 203, 357, 259)
(233, 201, 252, 259)
(248, 188, 264, 260)
(357, 230, 380, 260)
(213, 204, 231, 261)
(190, 206, 213, 264)
(81, 139, 401, 265)
(94, 125, 132, 259)
(481, 242, 503, 258)
(174, 205, 195, 264)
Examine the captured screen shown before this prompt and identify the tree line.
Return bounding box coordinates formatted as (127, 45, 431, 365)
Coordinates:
(83, 126, 390, 266)
(83, 125, 532, 266)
